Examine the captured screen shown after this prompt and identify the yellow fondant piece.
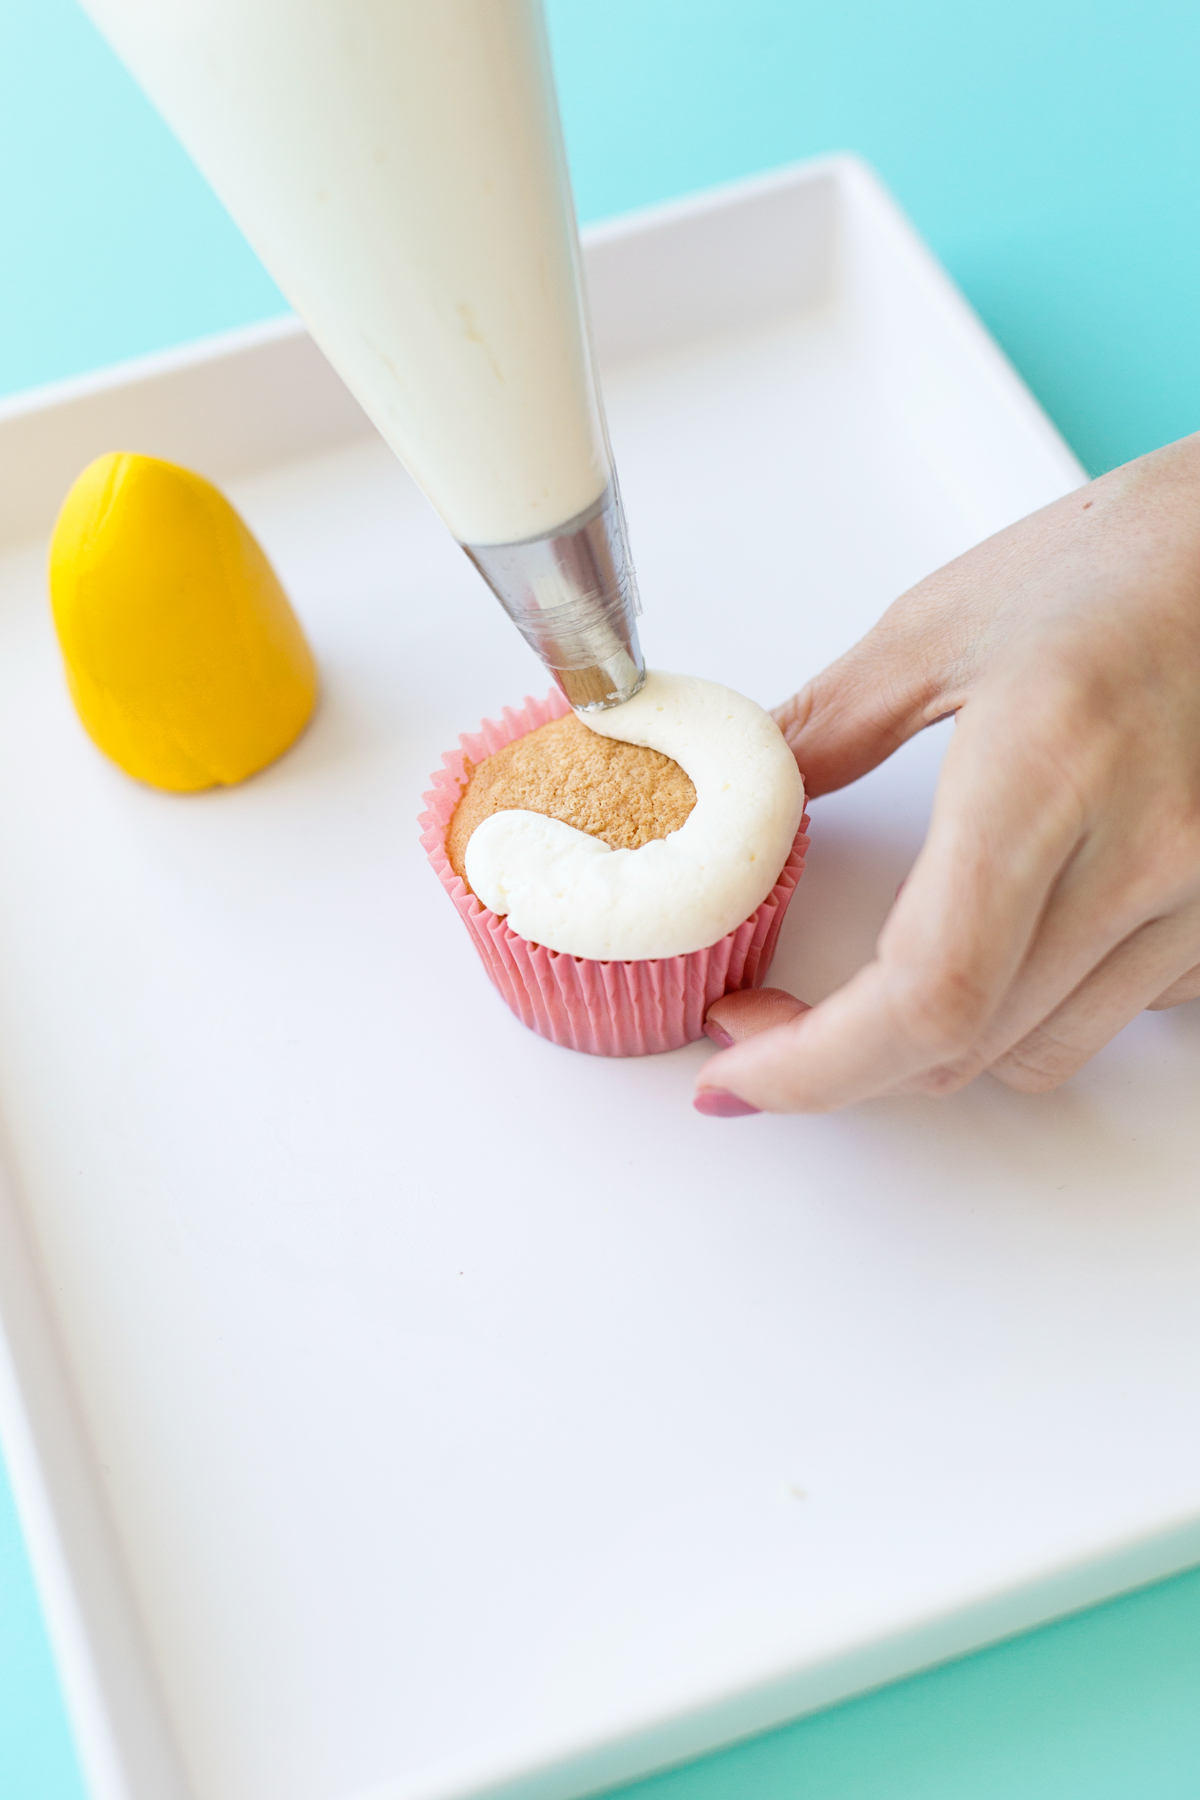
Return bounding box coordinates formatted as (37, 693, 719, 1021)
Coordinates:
(49, 452, 317, 792)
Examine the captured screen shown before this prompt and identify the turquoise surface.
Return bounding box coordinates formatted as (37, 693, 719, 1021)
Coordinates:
(1, 1, 1199, 1795)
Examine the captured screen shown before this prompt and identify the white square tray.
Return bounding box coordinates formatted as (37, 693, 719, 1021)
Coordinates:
(2, 156, 1197, 1800)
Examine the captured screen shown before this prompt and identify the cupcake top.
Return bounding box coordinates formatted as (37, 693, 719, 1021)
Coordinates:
(447, 711, 696, 874)
(459, 671, 804, 960)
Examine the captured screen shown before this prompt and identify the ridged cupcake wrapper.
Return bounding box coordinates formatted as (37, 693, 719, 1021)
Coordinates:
(419, 690, 809, 1057)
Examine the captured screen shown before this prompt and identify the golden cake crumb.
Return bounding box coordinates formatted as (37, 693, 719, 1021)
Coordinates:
(447, 712, 696, 886)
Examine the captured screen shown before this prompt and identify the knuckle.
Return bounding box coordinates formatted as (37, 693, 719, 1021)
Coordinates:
(889, 965, 993, 1059)
(992, 1061, 1066, 1095)
(990, 1033, 1076, 1094)
(907, 1060, 981, 1098)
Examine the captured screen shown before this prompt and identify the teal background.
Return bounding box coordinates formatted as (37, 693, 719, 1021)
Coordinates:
(1, 0, 1199, 1794)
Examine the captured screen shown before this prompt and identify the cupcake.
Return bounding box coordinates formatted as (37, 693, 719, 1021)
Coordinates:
(419, 671, 808, 1056)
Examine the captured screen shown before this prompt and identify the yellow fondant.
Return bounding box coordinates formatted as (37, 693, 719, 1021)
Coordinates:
(49, 452, 317, 792)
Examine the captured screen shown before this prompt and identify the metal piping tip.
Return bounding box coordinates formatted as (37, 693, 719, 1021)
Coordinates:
(462, 480, 645, 710)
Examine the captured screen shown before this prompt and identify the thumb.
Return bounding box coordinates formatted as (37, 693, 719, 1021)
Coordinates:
(774, 604, 957, 798)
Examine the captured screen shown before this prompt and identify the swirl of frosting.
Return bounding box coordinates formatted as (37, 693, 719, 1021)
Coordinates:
(464, 671, 804, 960)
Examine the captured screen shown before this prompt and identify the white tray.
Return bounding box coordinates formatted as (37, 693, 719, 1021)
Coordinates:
(2, 156, 1197, 1800)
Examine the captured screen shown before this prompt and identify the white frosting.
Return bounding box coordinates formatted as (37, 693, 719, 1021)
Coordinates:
(464, 671, 804, 960)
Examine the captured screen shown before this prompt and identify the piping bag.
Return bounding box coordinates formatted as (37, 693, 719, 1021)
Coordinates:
(78, 0, 644, 710)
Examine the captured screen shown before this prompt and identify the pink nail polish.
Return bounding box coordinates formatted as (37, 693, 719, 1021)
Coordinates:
(704, 1021, 735, 1048)
(694, 1088, 760, 1118)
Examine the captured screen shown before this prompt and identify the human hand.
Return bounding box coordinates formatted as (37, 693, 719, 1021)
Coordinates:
(696, 433, 1200, 1114)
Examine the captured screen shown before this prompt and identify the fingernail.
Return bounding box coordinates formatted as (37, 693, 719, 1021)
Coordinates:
(694, 1088, 761, 1118)
(704, 1021, 735, 1048)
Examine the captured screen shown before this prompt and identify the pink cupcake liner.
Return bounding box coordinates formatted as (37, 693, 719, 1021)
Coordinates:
(419, 690, 809, 1057)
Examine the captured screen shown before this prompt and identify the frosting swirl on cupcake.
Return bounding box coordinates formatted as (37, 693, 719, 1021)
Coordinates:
(464, 671, 804, 960)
